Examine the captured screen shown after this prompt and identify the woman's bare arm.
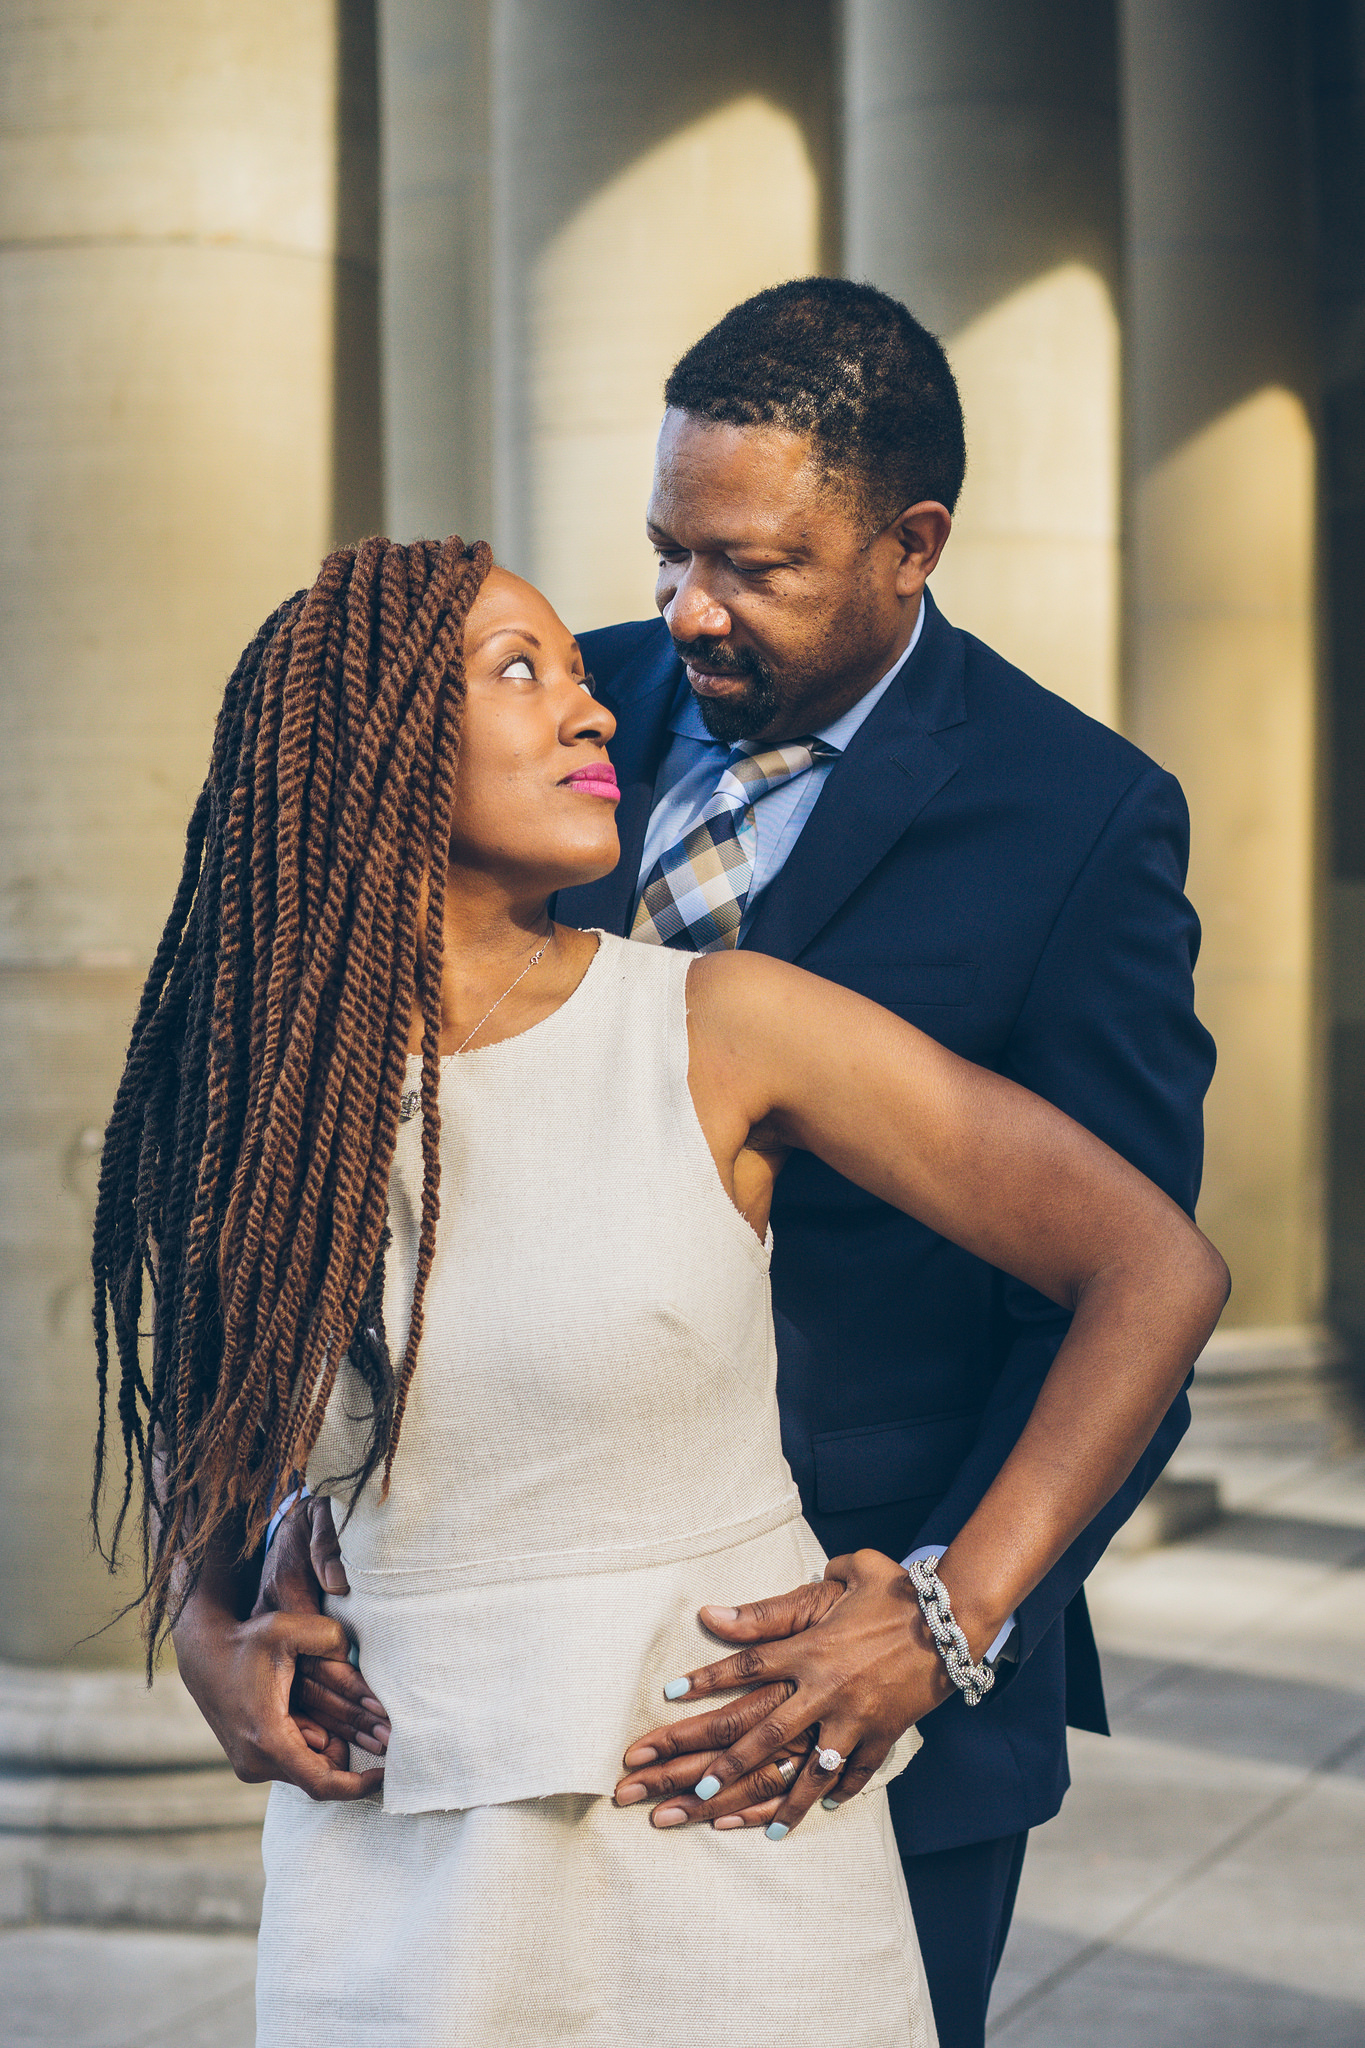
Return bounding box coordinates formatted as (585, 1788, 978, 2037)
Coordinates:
(616, 951, 1227, 1835)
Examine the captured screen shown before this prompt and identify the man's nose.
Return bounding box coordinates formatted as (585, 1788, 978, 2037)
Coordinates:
(664, 565, 730, 642)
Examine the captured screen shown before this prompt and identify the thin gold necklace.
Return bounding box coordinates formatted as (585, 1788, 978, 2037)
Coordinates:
(399, 939, 550, 1121)
(450, 939, 549, 1056)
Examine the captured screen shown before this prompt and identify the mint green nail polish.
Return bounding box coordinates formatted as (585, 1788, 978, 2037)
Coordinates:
(695, 1774, 721, 1801)
(821, 1796, 839, 1811)
(765, 1821, 789, 1841)
(663, 1677, 691, 1700)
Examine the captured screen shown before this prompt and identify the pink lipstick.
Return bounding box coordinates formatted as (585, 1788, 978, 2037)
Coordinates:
(563, 762, 620, 800)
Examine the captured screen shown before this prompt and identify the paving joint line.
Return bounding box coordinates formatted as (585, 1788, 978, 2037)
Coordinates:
(985, 1720, 1365, 2036)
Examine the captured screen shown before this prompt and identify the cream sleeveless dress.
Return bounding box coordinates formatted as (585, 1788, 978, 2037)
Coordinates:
(256, 932, 936, 2048)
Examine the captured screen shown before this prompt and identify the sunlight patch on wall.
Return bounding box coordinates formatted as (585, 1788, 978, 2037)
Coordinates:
(1131, 384, 1319, 1326)
(527, 95, 820, 630)
(930, 263, 1120, 728)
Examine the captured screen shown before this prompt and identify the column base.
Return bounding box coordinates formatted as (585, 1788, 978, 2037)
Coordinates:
(0, 1661, 267, 1931)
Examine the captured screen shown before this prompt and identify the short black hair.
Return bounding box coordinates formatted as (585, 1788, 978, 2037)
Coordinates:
(663, 277, 966, 522)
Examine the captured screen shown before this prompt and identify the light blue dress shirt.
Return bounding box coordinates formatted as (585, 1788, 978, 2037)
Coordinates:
(635, 601, 926, 934)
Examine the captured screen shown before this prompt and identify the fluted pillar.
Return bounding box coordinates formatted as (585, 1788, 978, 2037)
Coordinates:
(1311, 3, 1365, 1362)
(1121, 2, 1322, 1330)
(379, 0, 493, 544)
(381, 0, 835, 623)
(843, 2, 1123, 725)
(0, 1, 381, 1673)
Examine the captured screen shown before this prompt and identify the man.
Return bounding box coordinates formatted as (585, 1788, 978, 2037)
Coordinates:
(206, 280, 1215, 2048)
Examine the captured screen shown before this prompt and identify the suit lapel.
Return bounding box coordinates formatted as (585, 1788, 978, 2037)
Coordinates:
(743, 597, 967, 964)
(554, 631, 681, 936)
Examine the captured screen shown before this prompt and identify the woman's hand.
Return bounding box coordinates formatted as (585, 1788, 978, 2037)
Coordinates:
(169, 1493, 389, 1802)
(253, 1496, 391, 1759)
(615, 1552, 957, 1837)
(174, 1595, 384, 1803)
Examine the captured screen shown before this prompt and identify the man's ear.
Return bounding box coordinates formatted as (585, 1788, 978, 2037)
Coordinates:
(891, 502, 953, 593)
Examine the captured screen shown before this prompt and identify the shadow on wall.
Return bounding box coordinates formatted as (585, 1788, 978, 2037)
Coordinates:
(929, 263, 1120, 728)
(527, 94, 822, 627)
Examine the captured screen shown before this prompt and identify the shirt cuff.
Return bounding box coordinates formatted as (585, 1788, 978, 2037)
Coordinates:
(901, 1544, 1018, 1666)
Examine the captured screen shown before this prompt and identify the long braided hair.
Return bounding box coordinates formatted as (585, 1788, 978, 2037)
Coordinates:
(91, 534, 493, 1662)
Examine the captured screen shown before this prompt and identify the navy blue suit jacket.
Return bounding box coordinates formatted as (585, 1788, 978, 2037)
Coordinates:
(557, 591, 1216, 1855)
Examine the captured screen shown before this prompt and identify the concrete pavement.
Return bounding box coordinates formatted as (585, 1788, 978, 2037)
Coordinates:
(988, 1354, 1365, 2043)
(3, 1355, 1362, 2047)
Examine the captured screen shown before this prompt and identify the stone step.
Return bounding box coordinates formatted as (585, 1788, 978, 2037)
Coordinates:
(0, 1826, 264, 1932)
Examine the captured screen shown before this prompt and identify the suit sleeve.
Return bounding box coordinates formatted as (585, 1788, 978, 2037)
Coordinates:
(916, 762, 1217, 1665)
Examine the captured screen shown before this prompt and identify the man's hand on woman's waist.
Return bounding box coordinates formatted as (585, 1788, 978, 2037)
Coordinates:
(614, 1549, 971, 1838)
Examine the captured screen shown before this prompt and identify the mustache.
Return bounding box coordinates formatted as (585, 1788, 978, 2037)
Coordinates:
(670, 637, 763, 678)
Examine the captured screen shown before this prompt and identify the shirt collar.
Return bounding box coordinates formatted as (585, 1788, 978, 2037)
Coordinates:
(666, 595, 927, 751)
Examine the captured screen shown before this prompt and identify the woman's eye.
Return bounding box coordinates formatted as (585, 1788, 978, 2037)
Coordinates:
(502, 657, 534, 680)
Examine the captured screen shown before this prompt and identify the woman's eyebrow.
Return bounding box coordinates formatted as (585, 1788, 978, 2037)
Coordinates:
(476, 626, 543, 650)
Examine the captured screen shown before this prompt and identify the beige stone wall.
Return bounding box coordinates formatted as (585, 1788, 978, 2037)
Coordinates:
(1120, 0, 1323, 1331)
(0, 1, 381, 1665)
(844, 0, 1123, 726)
(379, 0, 836, 626)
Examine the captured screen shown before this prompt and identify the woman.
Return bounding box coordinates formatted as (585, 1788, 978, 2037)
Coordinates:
(93, 536, 1227, 2046)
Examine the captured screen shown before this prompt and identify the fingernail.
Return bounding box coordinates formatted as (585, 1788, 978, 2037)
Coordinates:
(615, 1784, 646, 1806)
(694, 1775, 721, 1802)
(821, 1796, 839, 1811)
(654, 1806, 688, 1827)
(713, 1815, 745, 1830)
(353, 1732, 383, 1754)
(360, 1697, 385, 1715)
(700, 1605, 739, 1622)
(663, 1677, 691, 1700)
(624, 1746, 658, 1767)
(347, 1642, 360, 1668)
(323, 1561, 347, 1594)
(373, 1726, 389, 1750)
(765, 1821, 789, 1841)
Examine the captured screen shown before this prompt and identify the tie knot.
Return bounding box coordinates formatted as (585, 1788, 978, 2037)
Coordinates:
(722, 736, 838, 803)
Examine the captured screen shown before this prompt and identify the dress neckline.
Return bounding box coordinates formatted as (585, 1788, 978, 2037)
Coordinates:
(403, 930, 607, 1066)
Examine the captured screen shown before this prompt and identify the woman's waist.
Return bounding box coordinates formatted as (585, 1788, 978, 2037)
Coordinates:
(334, 1485, 803, 1594)
(329, 1504, 823, 1814)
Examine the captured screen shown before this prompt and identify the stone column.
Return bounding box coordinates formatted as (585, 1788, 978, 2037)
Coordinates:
(1310, 1, 1365, 1369)
(0, 0, 380, 1920)
(379, 0, 493, 544)
(1120, 1, 1323, 1331)
(379, 0, 836, 626)
(843, 2, 1124, 726)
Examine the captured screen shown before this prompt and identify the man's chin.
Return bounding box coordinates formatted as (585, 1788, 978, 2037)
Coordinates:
(693, 683, 778, 745)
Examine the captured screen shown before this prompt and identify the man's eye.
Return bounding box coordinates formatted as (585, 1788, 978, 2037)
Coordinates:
(579, 672, 597, 697)
(502, 657, 534, 679)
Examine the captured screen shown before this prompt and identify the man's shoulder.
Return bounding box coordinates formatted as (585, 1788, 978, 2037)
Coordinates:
(949, 620, 1170, 814)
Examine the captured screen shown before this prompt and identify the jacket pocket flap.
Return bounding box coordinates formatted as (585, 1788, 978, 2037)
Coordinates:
(813, 1413, 978, 1515)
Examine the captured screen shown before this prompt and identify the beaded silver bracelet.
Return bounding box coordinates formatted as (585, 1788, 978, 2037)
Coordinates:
(906, 1558, 996, 1707)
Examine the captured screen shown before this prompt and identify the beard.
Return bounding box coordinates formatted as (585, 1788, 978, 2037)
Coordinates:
(671, 637, 783, 744)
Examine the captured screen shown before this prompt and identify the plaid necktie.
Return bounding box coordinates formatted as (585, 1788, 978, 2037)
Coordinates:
(631, 737, 838, 952)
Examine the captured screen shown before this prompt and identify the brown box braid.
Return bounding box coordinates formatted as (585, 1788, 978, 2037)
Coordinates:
(91, 534, 493, 1666)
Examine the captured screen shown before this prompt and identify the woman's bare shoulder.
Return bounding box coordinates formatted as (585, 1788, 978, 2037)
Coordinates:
(684, 949, 921, 1062)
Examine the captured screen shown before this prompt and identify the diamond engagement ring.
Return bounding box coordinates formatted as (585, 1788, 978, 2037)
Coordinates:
(816, 1747, 846, 1774)
(775, 1757, 798, 1788)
